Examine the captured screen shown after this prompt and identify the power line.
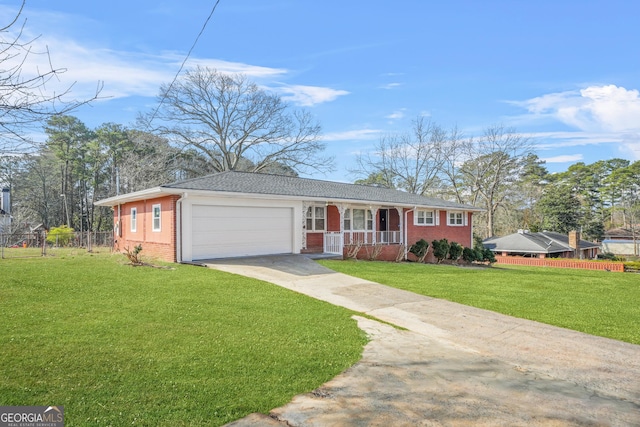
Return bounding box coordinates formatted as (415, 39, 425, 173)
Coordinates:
(147, 0, 221, 125)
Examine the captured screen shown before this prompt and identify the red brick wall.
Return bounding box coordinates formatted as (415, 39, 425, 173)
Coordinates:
(405, 210, 472, 248)
(327, 205, 340, 232)
(495, 256, 624, 272)
(305, 232, 324, 252)
(343, 244, 405, 261)
(113, 195, 179, 262)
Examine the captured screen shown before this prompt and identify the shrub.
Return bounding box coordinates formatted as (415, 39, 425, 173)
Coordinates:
(431, 238, 449, 263)
(598, 252, 615, 260)
(462, 246, 478, 262)
(365, 243, 384, 261)
(482, 248, 497, 263)
(598, 252, 625, 261)
(448, 242, 463, 262)
(624, 261, 640, 272)
(124, 244, 143, 265)
(46, 225, 75, 246)
(409, 239, 430, 262)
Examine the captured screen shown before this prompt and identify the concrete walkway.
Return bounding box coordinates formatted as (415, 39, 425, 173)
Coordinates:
(204, 255, 640, 426)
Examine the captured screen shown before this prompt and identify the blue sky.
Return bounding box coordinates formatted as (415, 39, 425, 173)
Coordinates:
(3, 0, 640, 181)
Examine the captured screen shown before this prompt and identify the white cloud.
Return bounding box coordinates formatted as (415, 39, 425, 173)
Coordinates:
(380, 82, 402, 90)
(510, 85, 640, 160)
(0, 6, 337, 107)
(277, 85, 349, 107)
(540, 154, 584, 163)
(322, 129, 382, 142)
(187, 57, 288, 79)
(525, 131, 624, 149)
(516, 85, 640, 133)
(10, 30, 292, 102)
(385, 109, 406, 120)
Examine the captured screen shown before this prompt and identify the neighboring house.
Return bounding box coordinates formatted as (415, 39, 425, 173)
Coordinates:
(601, 227, 639, 256)
(0, 187, 11, 234)
(94, 171, 482, 262)
(0, 208, 10, 234)
(483, 230, 600, 259)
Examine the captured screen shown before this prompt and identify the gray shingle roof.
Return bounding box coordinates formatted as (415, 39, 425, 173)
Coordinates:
(483, 231, 599, 253)
(162, 171, 479, 210)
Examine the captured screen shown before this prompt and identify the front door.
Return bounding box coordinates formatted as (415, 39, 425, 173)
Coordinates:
(379, 209, 388, 242)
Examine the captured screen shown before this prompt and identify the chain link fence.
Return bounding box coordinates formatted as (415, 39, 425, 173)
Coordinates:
(0, 231, 114, 259)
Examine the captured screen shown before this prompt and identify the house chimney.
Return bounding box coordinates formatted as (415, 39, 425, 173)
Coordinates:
(568, 230, 580, 249)
(1, 188, 9, 214)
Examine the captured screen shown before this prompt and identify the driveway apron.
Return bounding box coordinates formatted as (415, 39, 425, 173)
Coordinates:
(203, 255, 640, 427)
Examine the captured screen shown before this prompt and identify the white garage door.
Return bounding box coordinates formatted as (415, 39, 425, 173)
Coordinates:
(191, 205, 294, 260)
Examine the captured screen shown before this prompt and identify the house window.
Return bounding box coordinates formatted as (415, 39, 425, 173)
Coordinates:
(343, 208, 373, 231)
(152, 204, 161, 231)
(415, 210, 434, 226)
(448, 211, 464, 226)
(306, 206, 325, 231)
(130, 208, 137, 232)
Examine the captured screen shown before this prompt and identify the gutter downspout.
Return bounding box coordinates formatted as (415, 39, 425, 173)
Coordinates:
(404, 206, 417, 260)
(117, 204, 122, 238)
(470, 211, 474, 249)
(175, 193, 186, 263)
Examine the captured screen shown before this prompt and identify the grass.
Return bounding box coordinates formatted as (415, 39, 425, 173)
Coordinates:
(0, 251, 367, 426)
(319, 260, 640, 345)
(0, 246, 45, 258)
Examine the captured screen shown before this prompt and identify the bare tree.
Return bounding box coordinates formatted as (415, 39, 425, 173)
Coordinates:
(354, 117, 448, 195)
(454, 125, 533, 237)
(434, 124, 467, 202)
(0, 1, 101, 154)
(143, 66, 331, 175)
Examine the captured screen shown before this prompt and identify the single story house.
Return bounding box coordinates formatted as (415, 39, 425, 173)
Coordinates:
(601, 227, 639, 256)
(95, 171, 482, 262)
(483, 229, 600, 259)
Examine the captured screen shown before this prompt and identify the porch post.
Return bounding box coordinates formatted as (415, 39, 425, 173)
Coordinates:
(302, 201, 311, 249)
(369, 206, 379, 244)
(395, 207, 404, 245)
(336, 203, 347, 251)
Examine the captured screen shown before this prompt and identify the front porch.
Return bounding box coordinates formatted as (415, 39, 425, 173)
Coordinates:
(303, 202, 405, 258)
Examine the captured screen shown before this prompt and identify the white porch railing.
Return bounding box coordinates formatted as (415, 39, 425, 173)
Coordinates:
(376, 231, 401, 244)
(343, 231, 402, 245)
(324, 232, 343, 254)
(324, 231, 402, 255)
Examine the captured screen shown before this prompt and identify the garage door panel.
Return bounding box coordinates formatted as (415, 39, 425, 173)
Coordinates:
(191, 205, 294, 259)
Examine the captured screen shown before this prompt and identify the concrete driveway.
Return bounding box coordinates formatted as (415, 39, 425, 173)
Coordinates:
(203, 255, 640, 426)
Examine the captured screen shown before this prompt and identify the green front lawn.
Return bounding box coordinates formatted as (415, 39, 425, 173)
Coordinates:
(319, 260, 640, 345)
(0, 252, 367, 426)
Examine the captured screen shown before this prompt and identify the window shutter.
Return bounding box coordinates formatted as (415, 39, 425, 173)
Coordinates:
(435, 210, 440, 226)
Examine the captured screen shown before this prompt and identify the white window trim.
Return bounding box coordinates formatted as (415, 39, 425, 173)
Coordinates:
(306, 205, 326, 232)
(343, 208, 373, 231)
(152, 203, 161, 232)
(130, 207, 137, 232)
(414, 209, 436, 226)
(447, 211, 466, 226)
